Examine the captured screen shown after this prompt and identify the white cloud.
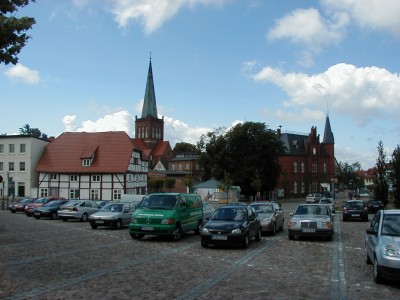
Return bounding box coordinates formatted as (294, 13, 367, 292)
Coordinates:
(321, 0, 400, 37)
(252, 63, 400, 126)
(4, 64, 41, 85)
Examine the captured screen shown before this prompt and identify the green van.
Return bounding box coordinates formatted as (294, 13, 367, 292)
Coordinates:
(129, 193, 203, 241)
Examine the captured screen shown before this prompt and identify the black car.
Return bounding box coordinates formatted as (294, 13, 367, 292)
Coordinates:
(342, 200, 368, 222)
(32, 200, 69, 220)
(200, 205, 261, 249)
(366, 200, 384, 214)
(10, 198, 35, 213)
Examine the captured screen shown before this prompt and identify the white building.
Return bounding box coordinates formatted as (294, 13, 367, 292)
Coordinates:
(0, 135, 49, 198)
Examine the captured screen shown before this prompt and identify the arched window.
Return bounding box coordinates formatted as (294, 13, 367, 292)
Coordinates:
(293, 161, 298, 173)
(323, 162, 327, 173)
(301, 162, 305, 173)
(301, 181, 305, 193)
(294, 181, 298, 194)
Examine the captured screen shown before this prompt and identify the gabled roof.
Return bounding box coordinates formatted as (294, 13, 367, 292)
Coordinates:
(152, 141, 171, 156)
(193, 178, 221, 189)
(36, 132, 137, 173)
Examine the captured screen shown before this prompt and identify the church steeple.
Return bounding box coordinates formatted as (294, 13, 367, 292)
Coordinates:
(323, 114, 334, 144)
(142, 58, 158, 118)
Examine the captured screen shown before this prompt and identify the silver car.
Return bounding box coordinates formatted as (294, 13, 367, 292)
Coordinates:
(89, 202, 132, 229)
(57, 200, 100, 222)
(250, 202, 284, 235)
(288, 204, 334, 241)
(365, 209, 400, 284)
(319, 197, 336, 213)
(202, 201, 215, 223)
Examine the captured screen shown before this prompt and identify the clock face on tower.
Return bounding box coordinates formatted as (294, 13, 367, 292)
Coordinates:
(313, 147, 317, 155)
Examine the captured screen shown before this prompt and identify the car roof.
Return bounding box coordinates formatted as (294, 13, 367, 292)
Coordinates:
(381, 209, 400, 214)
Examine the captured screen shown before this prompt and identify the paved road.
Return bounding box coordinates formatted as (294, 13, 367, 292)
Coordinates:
(0, 201, 399, 299)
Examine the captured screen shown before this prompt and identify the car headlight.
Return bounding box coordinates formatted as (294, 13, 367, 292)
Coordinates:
(288, 221, 298, 228)
(383, 244, 400, 257)
(231, 228, 242, 234)
(201, 227, 209, 233)
(321, 221, 332, 229)
(131, 218, 137, 223)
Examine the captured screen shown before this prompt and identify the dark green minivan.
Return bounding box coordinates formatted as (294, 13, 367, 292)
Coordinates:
(129, 193, 203, 241)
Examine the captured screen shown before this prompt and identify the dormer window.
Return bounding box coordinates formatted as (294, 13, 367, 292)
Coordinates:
(82, 159, 91, 166)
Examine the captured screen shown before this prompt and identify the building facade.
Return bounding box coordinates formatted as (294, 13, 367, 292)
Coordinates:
(276, 115, 335, 199)
(0, 135, 49, 198)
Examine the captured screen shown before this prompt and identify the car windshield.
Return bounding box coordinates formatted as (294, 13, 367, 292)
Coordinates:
(20, 199, 32, 204)
(64, 200, 80, 207)
(369, 200, 381, 205)
(212, 208, 247, 221)
(295, 205, 328, 215)
(44, 200, 60, 207)
(34, 198, 49, 204)
(346, 202, 364, 209)
(138, 195, 178, 210)
(101, 203, 124, 212)
(320, 199, 332, 204)
(251, 204, 273, 214)
(381, 214, 400, 236)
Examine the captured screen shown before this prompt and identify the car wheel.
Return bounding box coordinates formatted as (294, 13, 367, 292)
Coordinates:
(242, 234, 249, 249)
(81, 213, 88, 222)
(172, 225, 182, 241)
(51, 212, 57, 220)
(130, 233, 144, 240)
(327, 234, 333, 241)
(114, 219, 123, 230)
(90, 223, 97, 229)
(365, 250, 372, 265)
(61, 218, 68, 222)
(288, 234, 294, 240)
(11, 210, 16, 214)
(255, 228, 261, 242)
(201, 240, 209, 248)
(373, 256, 384, 284)
(194, 221, 203, 235)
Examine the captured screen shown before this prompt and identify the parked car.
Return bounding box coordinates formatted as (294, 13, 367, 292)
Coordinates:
(366, 200, 385, 214)
(365, 209, 400, 284)
(200, 205, 261, 249)
(89, 202, 133, 229)
(343, 200, 368, 222)
(57, 200, 100, 222)
(32, 200, 69, 219)
(288, 204, 334, 241)
(306, 193, 323, 203)
(96, 200, 110, 209)
(202, 201, 215, 224)
(10, 198, 35, 213)
(129, 193, 203, 241)
(319, 197, 336, 213)
(250, 201, 284, 235)
(227, 202, 247, 206)
(24, 196, 64, 216)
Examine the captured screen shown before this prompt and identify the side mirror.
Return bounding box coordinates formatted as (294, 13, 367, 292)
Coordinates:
(366, 228, 376, 235)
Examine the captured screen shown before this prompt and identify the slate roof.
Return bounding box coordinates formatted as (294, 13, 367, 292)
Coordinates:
(323, 115, 335, 144)
(36, 131, 137, 173)
(280, 133, 308, 154)
(141, 59, 158, 118)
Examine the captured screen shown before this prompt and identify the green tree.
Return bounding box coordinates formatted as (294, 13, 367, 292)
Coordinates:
(198, 122, 284, 198)
(148, 178, 164, 193)
(173, 142, 199, 155)
(218, 170, 233, 202)
(390, 145, 400, 208)
(164, 178, 176, 192)
(374, 140, 389, 205)
(182, 176, 194, 193)
(335, 161, 362, 190)
(0, 0, 36, 65)
(19, 123, 47, 139)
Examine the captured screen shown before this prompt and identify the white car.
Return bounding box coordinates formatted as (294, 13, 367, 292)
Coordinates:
(89, 202, 133, 229)
(306, 193, 323, 203)
(365, 209, 400, 284)
(319, 197, 335, 213)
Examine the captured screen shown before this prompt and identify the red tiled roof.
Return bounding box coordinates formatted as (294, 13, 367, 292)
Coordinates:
(36, 132, 136, 173)
(152, 141, 171, 156)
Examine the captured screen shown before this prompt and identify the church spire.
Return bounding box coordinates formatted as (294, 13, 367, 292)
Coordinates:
(323, 114, 334, 144)
(141, 57, 158, 118)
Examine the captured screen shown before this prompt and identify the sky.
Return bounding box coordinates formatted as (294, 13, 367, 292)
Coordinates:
(1, 0, 400, 170)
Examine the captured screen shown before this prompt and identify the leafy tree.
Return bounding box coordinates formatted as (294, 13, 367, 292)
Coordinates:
(335, 161, 362, 190)
(173, 142, 199, 155)
(148, 178, 164, 193)
(390, 145, 400, 208)
(198, 122, 284, 198)
(0, 0, 36, 65)
(374, 140, 389, 205)
(164, 178, 176, 192)
(19, 123, 47, 139)
(218, 170, 233, 202)
(182, 176, 195, 193)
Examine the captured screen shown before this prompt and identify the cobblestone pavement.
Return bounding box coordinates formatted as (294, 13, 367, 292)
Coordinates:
(0, 200, 399, 300)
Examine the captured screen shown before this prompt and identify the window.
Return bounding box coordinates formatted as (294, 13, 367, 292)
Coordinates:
(293, 161, 298, 173)
(40, 188, 48, 197)
(8, 162, 14, 171)
(186, 163, 190, 170)
(20, 144, 26, 153)
(312, 162, 318, 173)
(301, 162, 305, 173)
(50, 174, 57, 180)
(91, 189, 99, 200)
(0, 162, 3, 171)
(113, 189, 122, 200)
(9, 144, 15, 153)
(92, 175, 100, 182)
(0, 144, 3, 153)
(82, 159, 91, 166)
(70, 189, 80, 199)
(301, 182, 305, 193)
(293, 181, 298, 194)
(323, 162, 327, 173)
(178, 163, 182, 171)
(19, 162, 25, 172)
(70, 175, 78, 181)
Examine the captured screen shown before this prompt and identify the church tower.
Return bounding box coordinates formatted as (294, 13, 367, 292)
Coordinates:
(135, 58, 164, 150)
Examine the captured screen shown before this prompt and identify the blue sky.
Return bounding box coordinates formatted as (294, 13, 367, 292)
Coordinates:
(1, 0, 400, 170)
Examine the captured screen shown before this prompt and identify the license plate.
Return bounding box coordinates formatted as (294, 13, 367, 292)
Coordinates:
(302, 228, 316, 233)
(34, 212, 40, 216)
(352, 214, 360, 217)
(142, 226, 154, 231)
(95, 221, 104, 224)
(211, 235, 227, 240)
